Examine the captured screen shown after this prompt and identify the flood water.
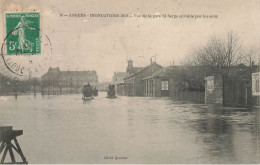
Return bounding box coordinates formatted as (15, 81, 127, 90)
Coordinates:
(0, 92, 259, 164)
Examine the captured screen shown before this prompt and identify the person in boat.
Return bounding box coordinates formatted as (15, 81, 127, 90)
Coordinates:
(82, 83, 92, 99)
(93, 87, 98, 96)
(107, 84, 111, 97)
(86, 83, 91, 88)
(86, 83, 92, 97)
(111, 84, 115, 91)
(82, 84, 87, 98)
(111, 84, 116, 96)
(107, 84, 116, 97)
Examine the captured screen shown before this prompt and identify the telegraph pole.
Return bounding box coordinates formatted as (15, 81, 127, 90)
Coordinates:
(14, 78, 17, 100)
(76, 69, 79, 94)
(33, 78, 36, 98)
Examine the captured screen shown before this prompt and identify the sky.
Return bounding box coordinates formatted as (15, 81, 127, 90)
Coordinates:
(0, 0, 260, 82)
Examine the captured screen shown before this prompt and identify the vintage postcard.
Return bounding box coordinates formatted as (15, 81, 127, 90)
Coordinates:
(0, 0, 259, 164)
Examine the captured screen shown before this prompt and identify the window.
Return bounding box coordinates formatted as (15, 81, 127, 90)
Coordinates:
(252, 72, 260, 96)
(161, 80, 169, 90)
(207, 76, 214, 92)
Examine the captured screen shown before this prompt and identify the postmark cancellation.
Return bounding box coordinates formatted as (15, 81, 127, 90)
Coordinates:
(1, 11, 52, 79)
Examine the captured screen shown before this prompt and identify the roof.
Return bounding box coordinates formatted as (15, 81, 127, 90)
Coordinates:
(143, 65, 185, 80)
(41, 69, 97, 78)
(132, 67, 143, 72)
(124, 62, 163, 80)
(59, 70, 97, 76)
(113, 72, 128, 77)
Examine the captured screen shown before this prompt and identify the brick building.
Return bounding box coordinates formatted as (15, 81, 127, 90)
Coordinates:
(41, 67, 98, 94)
(143, 66, 184, 97)
(117, 60, 163, 96)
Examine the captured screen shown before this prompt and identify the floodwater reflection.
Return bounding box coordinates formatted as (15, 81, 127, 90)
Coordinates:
(0, 92, 259, 163)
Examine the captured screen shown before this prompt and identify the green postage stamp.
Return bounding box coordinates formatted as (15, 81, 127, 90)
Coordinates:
(5, 12, 41, 55)
(2, 11, 52, 78)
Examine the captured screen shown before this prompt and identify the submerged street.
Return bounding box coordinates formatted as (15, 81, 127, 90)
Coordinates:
(0, 92, 259, 164)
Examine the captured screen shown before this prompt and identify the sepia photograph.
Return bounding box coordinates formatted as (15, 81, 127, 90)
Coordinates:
(0, 0, 259, 164)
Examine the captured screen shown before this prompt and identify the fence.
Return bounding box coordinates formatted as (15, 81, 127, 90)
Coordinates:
(172, 90, 205, 103)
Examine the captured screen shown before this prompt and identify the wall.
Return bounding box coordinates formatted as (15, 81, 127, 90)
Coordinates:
(173, 90, 205, 102)
(205, 74, 223, 104)
(122, 63, 163, 97)
(153, 78, 161, 97)
(168, 78, 175, 97)
(151, 78, 176, 97)
(135, 81, 145, 96)
(252, 72, 260, 106)
(134, 63, 163, 96)
(123, 77, 135, 96)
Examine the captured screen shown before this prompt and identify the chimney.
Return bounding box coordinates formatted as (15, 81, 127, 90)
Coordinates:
(128, 59, 133, 67)
(150, 58, 153, 65)
(126, 59, 133, 73)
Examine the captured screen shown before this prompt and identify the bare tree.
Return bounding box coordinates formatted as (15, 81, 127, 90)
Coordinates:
(188, 31, 242, 74)
(241, 47, 260, 66)
(179, 30, 250, 91)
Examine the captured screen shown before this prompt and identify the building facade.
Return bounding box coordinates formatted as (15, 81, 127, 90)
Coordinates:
(143, 66, 180, 97)
(117, 60, 163, 96)
(205, 64, 260, 107)
(41, 67, 98, 94)
(112, 72, 127, 85)
(142, 65, 206, 102)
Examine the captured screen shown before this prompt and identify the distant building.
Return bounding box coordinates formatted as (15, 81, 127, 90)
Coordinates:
(41, 67, 98, 94)
(96, 82, 111, 91)
(112, 72, 127, 85)
(117, 59, 163, 96)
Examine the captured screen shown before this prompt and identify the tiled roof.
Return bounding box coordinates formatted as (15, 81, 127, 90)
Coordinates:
(114, 72, 127, 77)
(143, 65, 185, 80)
(125, 63, 163, 79)
(41, 70, 97, 79)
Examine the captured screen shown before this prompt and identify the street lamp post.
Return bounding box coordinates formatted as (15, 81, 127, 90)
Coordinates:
(33, 79, 36, 98)
(66, 79, 67, 94)
(14, 79, 18, 100)
(48, 76, 50, 96)
(6, 81, 10, 95)
(41, 85, 44, 97)
(52, 77, 54, 95)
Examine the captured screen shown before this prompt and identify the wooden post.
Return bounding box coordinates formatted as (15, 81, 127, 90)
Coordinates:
(236, 82, 239, 106)
(8, 142, 16, 163)
(205, 77, 207, 104)
(0, 127, 27, 164)
(1, 147, 8, 163)
(245, 86, 247, 105)
(14, 138, 27, 162)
